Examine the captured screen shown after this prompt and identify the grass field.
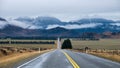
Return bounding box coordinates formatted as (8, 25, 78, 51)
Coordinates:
(0, 50, 53, 68)
(0, 44, 56, 49)
(1, 39, 120, 49)
(0, 40, 57, 49)
(0, 39, 56, 68)
(70, 38, 120, 63)
(63, 39, 120, 49)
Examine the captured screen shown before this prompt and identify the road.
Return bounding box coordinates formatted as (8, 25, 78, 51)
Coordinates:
(17, 49, 120, 68)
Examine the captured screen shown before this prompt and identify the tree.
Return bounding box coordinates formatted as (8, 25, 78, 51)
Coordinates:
(61, 39, 72, 49)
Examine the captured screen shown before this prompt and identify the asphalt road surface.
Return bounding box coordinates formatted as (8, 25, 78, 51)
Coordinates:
(17, 49, 120, 68)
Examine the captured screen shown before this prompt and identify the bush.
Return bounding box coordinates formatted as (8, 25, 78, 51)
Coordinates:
(61, 39, 72, 49)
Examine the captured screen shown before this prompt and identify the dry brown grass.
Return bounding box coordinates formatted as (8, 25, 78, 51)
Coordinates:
(0, 44, 56, 49)
(72, 49, 120, 63)
(69, 39, 120, 49)
(0, 49, 53, 68)
(0, 51, 38, 63)
(0, 39, 57, 49)
(89, 52, 120, 63)
(0, 39, 56, 68)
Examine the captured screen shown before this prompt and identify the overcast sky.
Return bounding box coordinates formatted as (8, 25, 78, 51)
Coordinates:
(0, 0, 120, 21)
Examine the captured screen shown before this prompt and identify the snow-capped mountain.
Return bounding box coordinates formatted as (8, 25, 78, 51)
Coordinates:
(0, 16, 120, 38)
(14, 16, 62, 29)
(5, 16, 119, 30)
(1, 16, 120, 30)
(0, 16, 120, 35)
(0, 17, 8, 29)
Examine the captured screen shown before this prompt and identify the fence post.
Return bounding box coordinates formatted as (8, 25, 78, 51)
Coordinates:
(39, 48, 40, 53)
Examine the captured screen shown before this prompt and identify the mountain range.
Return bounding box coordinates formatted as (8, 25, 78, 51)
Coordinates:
(0, 17, 120, 38)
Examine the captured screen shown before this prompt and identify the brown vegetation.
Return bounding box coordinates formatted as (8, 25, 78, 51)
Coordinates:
(88, 49, 120, 63)
(70, 39, 120, 49)
(0, 46, 37, 57)
(74, 49, 120, 63)
(0, 46, 53, 68)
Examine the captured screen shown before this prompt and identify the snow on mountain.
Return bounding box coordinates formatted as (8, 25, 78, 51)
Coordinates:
(0, 17, 8, 29)
(0, 16, 120, 30)
(0, 17, 120, 37)
(76, 18, 115, 24)
(15, 17, 34, 22)
(14, 16, 62, 29)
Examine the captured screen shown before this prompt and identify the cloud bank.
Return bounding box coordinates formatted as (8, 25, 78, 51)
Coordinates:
(0, 0, 120, 21)
(111, 23, 120, 26)
(0, 21, 8, 29)
(46, 23, 102, 29)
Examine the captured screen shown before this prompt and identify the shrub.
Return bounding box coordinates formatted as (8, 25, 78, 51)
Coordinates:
(61, 39, 72, 49)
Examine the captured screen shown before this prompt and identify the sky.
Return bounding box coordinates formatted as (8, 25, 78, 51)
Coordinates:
(0, 0, 120, 21)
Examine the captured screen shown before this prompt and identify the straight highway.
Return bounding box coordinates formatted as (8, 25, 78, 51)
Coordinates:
(17, 49, 120, 68)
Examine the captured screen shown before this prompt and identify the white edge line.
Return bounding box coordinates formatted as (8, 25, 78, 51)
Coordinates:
(17, 50, 55, 68)
(17, 53, 43, 68)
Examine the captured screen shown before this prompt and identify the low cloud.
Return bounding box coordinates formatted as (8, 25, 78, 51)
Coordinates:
(111, 23, 120, 26)
(0, 21, 8, 29)
(46, 23, 102, 29)
(62, 23, 102, 29)
(46, 24, 59, 29)
(8, 20, 29, 28)
(28, 26, 43, 29)
(8, 19, 41, 29)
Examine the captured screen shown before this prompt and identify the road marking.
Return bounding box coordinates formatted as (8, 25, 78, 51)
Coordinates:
(62, 51, 80, 68)
(17, 50, 55, 68)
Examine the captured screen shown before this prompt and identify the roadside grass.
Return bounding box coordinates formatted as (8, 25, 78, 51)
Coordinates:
(0, 50, 53, 68)
(72, 49, 120, 63)
(89, 52, 120, 63)
(69, 39, 120, 63)
(0, 39, 56, 68)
